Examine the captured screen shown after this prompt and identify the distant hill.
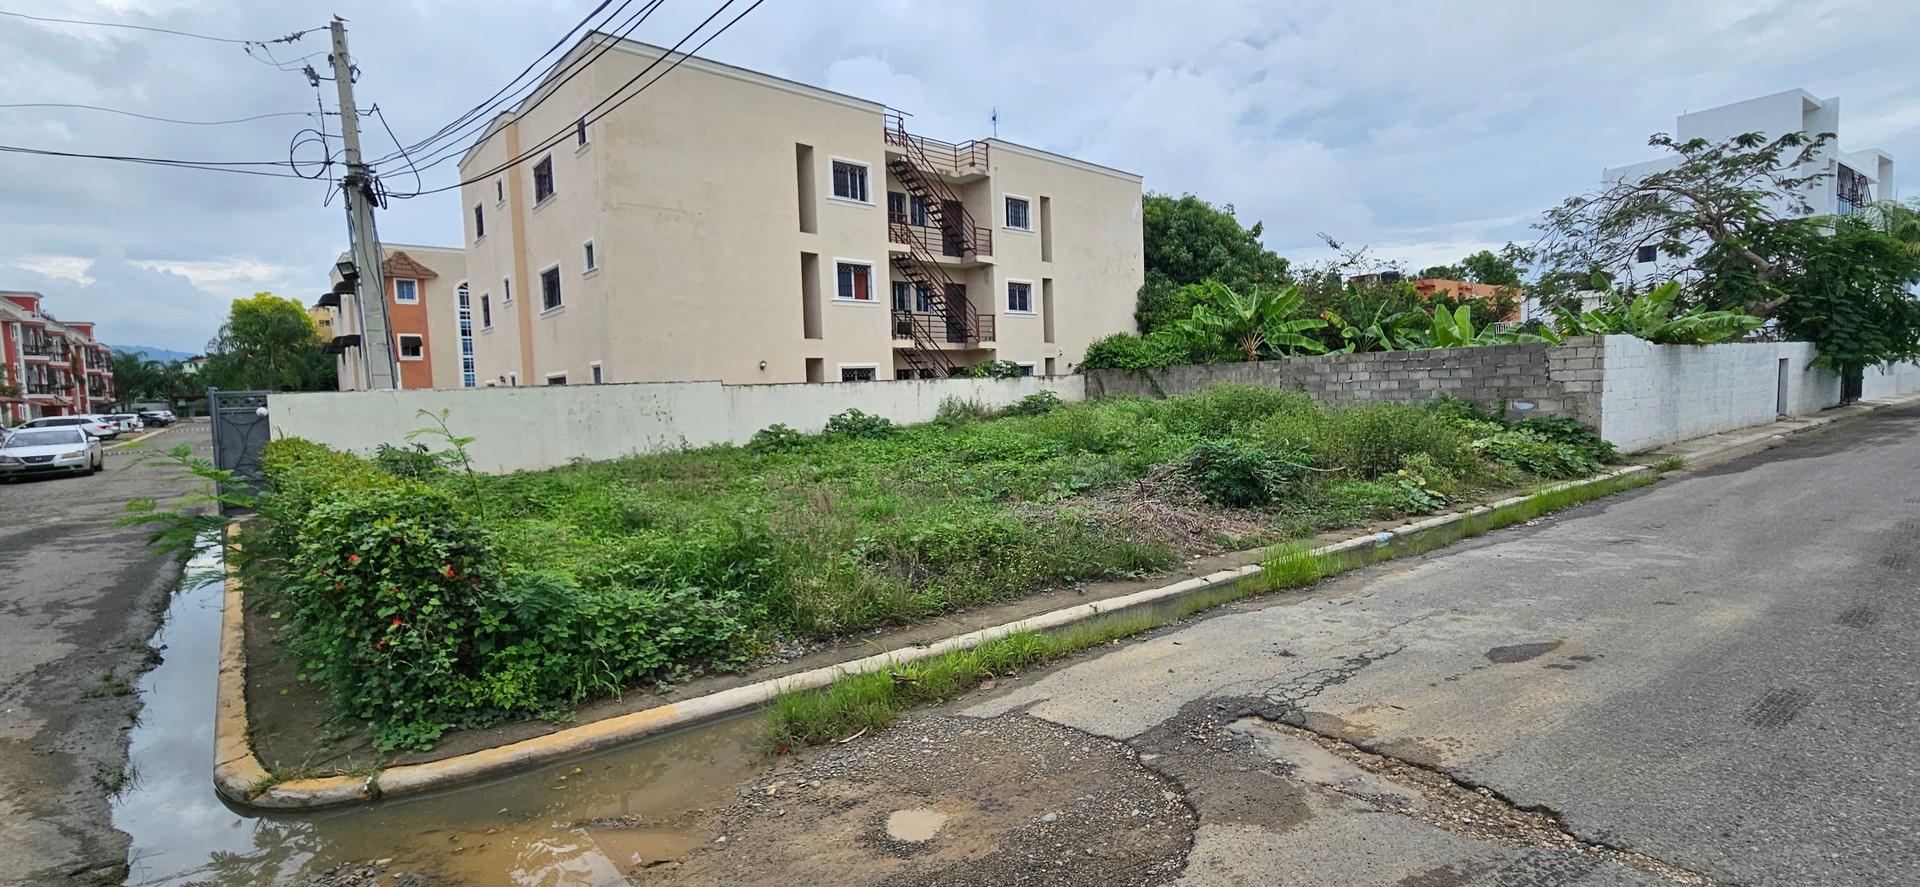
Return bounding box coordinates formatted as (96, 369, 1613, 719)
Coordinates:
(108, 345, 196, 364)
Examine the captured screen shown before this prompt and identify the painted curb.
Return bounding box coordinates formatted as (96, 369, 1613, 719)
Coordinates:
(211, 397, 1919, 809)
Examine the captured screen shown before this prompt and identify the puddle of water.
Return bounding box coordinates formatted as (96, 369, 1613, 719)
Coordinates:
(113, 543, 765, 886)
(1225, 718, 1423, 804)
(885, 808, 949, 842)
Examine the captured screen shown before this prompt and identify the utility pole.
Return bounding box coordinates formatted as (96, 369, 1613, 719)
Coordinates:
(328, 18, 397, 390)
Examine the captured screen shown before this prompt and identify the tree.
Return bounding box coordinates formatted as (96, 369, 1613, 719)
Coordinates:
(1137, 193, 1290, 333)
(200, 293, 337, 392)
(1535, 131, 1831, 317)
(1772, 215, 1920, 375)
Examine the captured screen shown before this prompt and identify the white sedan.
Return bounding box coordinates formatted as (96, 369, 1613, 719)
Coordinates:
(0, 427, 104, 480)
(18, 415, 118, 440)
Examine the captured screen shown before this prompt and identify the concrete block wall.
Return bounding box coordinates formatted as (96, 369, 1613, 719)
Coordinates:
(1086, 344, 1585, 422)
(1596, 336, 1840, 453)
(268, 375, 1085, 474)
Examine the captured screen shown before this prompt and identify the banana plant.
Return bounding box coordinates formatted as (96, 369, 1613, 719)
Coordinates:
(1551, 280, 1763, 344)
(1177, 281, 1328, 361)
(1322, 300, 1419, 353)
(1412, 305, 1556, 348)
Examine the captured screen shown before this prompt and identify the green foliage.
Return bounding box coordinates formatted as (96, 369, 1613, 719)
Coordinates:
(1181, 438, 1311, 508)
(1138, 192, 1291, 333)
(747, 422, 809, 455)
(1773, 214, 1920, 372)
(1316, 403, 1470, 477)
(823, 408, 898, 439)
(373, 443, 446, 479)
(1003, 390, 1063, 417)
(957, 360, 1024, 379)
(115, 443, 253, 566)
(199, 292, 336, 392)
(1515, 416, 1621, 464)
(1177, 282, 1327, 361)
(1079, 328, 1209, 371)
(1551, 280, 1763, 344)
(1470, 430, 1605, 479)
(1415, 305, 1554, 348)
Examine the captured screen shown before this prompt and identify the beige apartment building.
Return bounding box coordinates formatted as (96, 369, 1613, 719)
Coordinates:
(321, 244, 473, 390)
(458, 33, 1143, 386)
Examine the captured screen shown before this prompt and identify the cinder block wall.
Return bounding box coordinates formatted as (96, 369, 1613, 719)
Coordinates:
(1086, 343, 1594, 423)
(1596, 336, 1839, 452)
(1863, 361, 1920, 399)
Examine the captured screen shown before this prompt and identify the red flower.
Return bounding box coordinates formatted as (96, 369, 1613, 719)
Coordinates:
(348, 554, 361, 564)
(391, 617, 403, 627)
(334, 582, 345, 591)
(388, 588, 399, 596)
(443, 565, 455, 579)
(375, 639, 387, 651)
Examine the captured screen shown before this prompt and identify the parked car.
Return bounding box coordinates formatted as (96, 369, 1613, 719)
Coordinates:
(0, 427, 103, 479)
(100, 414, 143, 433)
(19, 415, 118, 440)
(138, 409, 176, 427)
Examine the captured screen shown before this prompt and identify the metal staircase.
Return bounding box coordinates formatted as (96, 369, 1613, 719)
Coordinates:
(884, 111, 994, 378)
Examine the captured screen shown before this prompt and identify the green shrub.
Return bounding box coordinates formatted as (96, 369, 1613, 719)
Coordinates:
(1002, 390, 1063, 417)
(373, 442, 447, 479)
(1516, 416, 1620, 463)
(1318, 403, 1469, 477)
(1080, 332, 1179, 371)
(1182, 438, 1311, 508)
(936, 397, 994, 422)
(1470, 429, 1603, 479)
(747, 423, 809, 455)
(957, 360, 1024, 379)
(824, 409, 898, 439)
(1161, 384, 1318, 438)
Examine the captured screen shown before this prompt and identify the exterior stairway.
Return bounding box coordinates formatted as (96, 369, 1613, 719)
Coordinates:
(884, 112, 994, 378)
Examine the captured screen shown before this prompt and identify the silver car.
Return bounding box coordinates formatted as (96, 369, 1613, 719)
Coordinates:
(0, 427, 104, 480)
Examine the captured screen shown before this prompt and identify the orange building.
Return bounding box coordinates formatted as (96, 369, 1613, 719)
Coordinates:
(321, 245, 470, 390)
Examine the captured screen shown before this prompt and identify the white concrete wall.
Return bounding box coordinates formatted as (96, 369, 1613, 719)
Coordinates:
(1862, 361, 1920, 399)
(268, 375, 1085, 474)
(1598, 336, 1841, 453)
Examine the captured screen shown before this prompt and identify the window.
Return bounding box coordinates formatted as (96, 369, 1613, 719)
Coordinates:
(397, 334, 424, 359)
(533, 156, 555, 202)
(540, 266, 563, 311)
(840, 366, 877, 382)
(1007, 281, 1033, 313)
(502, 277, 512, 304)
(888, 280, 935, 315)
(575, 118, 588, 148)
(1017, 362, 1036, 377)
(455, 283, 476, 388)
(495, 180, 504, 203)
(473, 205, 485, 239)
(830, 160, 869, 202)
(546, 374, 567, 386)
(1635, 245, 1657, 264)
(888, 191, 906, 223)
(508, 372, 518, 386)
(480, 293, 492, 329)
(915, 283, 934, 313)
(583, 241, 596, 272)
(835, 262, 873, 301)
(591, 363, 603, 384)
(1005, 196, 1031, 230)
(394, 279, 419, 304)
(892, 280, 910, 312)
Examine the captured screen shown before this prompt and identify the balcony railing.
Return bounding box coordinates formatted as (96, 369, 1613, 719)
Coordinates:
(889, 218, 993, 258)
(884, 110, 988, 176)
(892, 309, 994, 346)
(22, 343, 54, 358)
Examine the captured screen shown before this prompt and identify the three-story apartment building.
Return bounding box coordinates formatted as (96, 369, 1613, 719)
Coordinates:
(0, 292, 114, 423)
(458, 32, 1143, 386)
(322, 244, 473, 390)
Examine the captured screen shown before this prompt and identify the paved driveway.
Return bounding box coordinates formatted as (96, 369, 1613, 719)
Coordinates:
(0, 421, 212, 885)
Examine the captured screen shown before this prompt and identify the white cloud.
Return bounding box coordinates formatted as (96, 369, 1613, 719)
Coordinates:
(12, 255, 96, 285)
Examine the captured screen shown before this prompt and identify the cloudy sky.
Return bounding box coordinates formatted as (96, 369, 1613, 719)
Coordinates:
(2, 0, 1915, 352)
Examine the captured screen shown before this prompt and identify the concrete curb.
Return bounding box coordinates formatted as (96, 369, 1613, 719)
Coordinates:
(211, 396, 1918, 809)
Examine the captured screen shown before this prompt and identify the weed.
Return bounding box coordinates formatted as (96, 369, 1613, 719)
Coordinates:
(84, 672, 133, 699)
(1652, 456, 1687, 472)
(94, 760, 138, 796)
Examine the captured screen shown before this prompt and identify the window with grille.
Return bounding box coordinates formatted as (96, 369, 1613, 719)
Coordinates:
(831, 160, 869, 202)
(1007, 281, 1033, 313)
(533, 156, 555, 202)
(836, 262, 872, 301)
(541, 266, 563, 311)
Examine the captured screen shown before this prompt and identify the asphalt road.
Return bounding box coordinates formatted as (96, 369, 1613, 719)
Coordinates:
(964, 403, 1920, 886)
(0, 421, 210, 885)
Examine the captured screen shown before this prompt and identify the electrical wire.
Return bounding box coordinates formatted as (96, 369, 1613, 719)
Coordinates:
(0, 144, 311, 178)
(0, 103, 316, 126)
(370, 104, 422, 198)
(386, 0, 763, 197)
(365, 0, 659, 168)
(0, 9, 318, 47)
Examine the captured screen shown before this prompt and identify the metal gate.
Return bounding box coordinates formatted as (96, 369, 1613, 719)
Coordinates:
(208, 388, 272, 511)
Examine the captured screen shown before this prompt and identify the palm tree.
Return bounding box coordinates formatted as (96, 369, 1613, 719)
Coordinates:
(1859, 199, 1920, 256)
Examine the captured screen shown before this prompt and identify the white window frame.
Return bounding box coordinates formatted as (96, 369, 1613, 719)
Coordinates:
(582, 240, 597, 274)
(827, 157, 873, 205)
(393, 278, 420, 304)
(591, 362, 604, 384)
(538, 262, 564, 314)
(1005, 278, 1037, 314)
(495, 179, 505, 205)
(832, 259, 878, 304)
(396, 333, 425, 361)
(479, 292, 492, 330)
(1003, 193, 1034, 231)
(838, 363, 880, 382)
(574, 118, 589, 150)
(508, 372, 518, 387)
(473, 204, 486, 241)
(545, 372, 568, 386)
(1016, 362, 1037, 377)
(502, 277, 513, 305)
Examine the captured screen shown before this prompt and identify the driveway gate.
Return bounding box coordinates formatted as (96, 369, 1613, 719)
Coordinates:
(208, 388, 272, 511)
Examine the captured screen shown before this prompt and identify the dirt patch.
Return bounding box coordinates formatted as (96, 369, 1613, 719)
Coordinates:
(629, 714, 1195, 886)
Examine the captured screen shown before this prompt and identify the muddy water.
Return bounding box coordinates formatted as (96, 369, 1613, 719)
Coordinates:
(113, 546, 765, 886)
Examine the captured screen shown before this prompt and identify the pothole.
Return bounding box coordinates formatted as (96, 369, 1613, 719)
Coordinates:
(884, 808, 948, 843)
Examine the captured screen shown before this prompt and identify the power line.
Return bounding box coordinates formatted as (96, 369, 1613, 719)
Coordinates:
(0, 9, 318, 47)
(366, 0, 660, 168)
(0, 144, 312, 178)
(0, 103, 317, 126)
(389, 0, 765, 198)
(369, 104, 422, 197)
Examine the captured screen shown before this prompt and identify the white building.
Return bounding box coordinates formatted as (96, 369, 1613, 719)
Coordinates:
(1604, 89, 1895, 285)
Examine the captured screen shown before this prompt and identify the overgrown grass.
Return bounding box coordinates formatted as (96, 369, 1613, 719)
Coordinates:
(248, 385, 1624, 748)
(763, 468, 1660, 749)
